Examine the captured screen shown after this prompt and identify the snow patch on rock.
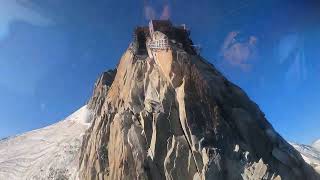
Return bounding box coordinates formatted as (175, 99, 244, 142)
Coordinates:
(65, 105, 93, 125)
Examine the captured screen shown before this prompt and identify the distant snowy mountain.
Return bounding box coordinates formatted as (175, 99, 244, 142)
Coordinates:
(0, 106, 92, 180)
(312, 139, 320, 151)
(292, 141, 320, 174)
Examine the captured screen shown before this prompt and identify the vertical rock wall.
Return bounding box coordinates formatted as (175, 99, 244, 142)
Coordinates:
(79, 39, 319, 180)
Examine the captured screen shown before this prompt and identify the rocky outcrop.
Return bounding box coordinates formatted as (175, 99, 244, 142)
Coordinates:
(87, 69, 117, 115)
(79, 24, 320, 180)
(79, 69, 116, 179)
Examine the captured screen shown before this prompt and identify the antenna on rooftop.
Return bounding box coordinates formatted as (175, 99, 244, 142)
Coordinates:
(181, 24, 186, 30)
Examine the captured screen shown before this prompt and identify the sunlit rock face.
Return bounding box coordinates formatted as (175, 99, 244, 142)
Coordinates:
(79, 21, 319, 180)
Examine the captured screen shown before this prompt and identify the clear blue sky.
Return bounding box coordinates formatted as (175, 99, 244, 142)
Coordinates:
(0, 0, 319, 145)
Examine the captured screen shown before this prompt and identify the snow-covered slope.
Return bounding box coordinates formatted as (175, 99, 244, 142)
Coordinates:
(0, 106, 92, 180)
(312, 139, 320, 151)
(292, 141, 320, 174)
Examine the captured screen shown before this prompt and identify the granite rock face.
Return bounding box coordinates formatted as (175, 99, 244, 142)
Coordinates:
(79, 23, 319, 180)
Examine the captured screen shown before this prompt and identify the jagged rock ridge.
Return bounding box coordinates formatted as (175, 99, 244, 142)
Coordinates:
(79, 20, 320, 180)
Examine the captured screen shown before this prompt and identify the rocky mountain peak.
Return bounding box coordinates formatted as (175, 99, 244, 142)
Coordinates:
(78, 21, 320, 180)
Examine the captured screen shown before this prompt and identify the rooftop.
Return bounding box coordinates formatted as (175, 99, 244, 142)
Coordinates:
(133, 20, 197, 55)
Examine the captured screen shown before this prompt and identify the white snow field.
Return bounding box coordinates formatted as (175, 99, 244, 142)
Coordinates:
(0, 106, 92, 180)
(292, 141, 320, 174)
(312, 140, 320, 151)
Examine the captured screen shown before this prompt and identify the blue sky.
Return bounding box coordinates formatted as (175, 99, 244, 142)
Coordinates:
(0, 0, 319, 145)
